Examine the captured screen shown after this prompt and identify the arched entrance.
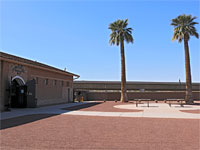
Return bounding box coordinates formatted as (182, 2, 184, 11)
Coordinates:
(10, 76, 27, 108)
(12, 76, 25, 85)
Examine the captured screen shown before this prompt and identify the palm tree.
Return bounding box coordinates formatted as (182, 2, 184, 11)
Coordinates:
(109, 19, 133, 102)
(171, 14, 199, 104)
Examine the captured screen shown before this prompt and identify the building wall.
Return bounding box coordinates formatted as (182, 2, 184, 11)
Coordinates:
(0, 60, 3, 111)
(0, 59, 74, 111)
(74, 81, 200, 91)
(27, 66, 73, 106)
(75, 81, 200, 102)
(85, 91, 200, 101)
(1, 61, 10, 111)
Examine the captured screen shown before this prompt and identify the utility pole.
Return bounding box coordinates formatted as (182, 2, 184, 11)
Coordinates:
(179, 79, 181, 91)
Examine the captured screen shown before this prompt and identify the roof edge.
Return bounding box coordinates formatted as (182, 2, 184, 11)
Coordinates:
(0, 51, 80, 78)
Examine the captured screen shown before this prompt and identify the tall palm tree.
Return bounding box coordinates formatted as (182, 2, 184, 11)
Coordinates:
(109, 19, 133, 102)
(171, 14, 199, 104)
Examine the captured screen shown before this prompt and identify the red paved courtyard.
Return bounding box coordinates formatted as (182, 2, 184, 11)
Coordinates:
(0, 102, 200, 150)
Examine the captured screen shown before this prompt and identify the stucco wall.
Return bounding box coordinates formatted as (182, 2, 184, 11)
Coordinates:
(1, 61, 11, 111)
(85, 91, 200, 101)
(0, 59, 74, 111)
(74, 81, 200, 91)
(28, 66, 73, 106)
(0, 60, 2, 111)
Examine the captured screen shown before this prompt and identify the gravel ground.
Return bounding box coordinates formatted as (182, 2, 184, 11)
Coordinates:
(180, 109, 200, 114)
(0, 114, 199, 150)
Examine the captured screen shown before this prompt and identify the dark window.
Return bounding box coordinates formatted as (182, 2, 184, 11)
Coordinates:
(44, 79, 48, 85)
(53, 80, 57, 86)
(36, 77, 39, 84)
(61, 81, 64, 86)
(66, 81, 69, 87)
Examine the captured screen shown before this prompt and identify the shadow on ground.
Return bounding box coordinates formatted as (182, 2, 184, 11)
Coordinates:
(0, 103, 102, 130)
(0, 114, 58, 130)
(62, 102, 102, 111)
(190, 102, 200, 105)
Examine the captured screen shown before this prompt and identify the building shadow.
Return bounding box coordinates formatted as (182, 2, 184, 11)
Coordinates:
(0, 102, 102, 130)
(62, 102, 102, 111)
(0, 114, 58, 130)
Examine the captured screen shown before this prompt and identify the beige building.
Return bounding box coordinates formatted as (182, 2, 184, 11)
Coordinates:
(0, 52, 79, 111)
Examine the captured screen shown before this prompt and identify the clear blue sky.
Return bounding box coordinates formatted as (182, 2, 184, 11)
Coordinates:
(1, 0, 199, 82)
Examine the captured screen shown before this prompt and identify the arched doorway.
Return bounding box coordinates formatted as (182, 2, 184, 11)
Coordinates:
(10, 76, 27, 108)
(12, 76, 25, 85)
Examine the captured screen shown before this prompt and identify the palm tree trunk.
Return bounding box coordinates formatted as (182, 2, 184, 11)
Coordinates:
(184, 36, 193, 104)
(120, 40, 128, 102)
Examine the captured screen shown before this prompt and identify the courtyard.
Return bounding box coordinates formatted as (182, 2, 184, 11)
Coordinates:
(0, 101, 200, 150)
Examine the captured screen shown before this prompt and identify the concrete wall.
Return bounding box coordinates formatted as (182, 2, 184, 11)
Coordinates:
(85, 91, 200, 101)
(74, 81, 200, 91)
(75, 81, 200, 101)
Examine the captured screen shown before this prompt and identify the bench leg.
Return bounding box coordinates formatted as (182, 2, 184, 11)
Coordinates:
(180, 101, 184, 107)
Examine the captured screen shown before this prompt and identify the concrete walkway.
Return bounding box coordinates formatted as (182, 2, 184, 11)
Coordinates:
(1, 102, 200, 120)
(0, 102, 82, 120)
(65, 103, 200, 119)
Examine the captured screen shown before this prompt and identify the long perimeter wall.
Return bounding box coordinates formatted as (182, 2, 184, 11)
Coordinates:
(74, 81, 200, 101)
(86, 91, 200, 101)
(74, 81, 200, 91)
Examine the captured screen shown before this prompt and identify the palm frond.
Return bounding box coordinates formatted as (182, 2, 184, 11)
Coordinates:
(108, 19, 133, 46)
(171, 14, 199, 43)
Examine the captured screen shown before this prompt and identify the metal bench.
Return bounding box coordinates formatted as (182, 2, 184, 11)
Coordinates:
(134, 99, 152, 107)
(166, 99, 185, 107)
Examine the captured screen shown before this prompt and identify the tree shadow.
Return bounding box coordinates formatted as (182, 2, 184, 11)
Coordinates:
(0, 114, 58, 130)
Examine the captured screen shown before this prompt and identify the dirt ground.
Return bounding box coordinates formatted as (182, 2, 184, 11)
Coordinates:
(64, 101, 200, 114)
(1, 101, 200, 150)
(1, 113, 200, 150)
(63, 101, 143, 112)
(180, 109, 200, 114)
